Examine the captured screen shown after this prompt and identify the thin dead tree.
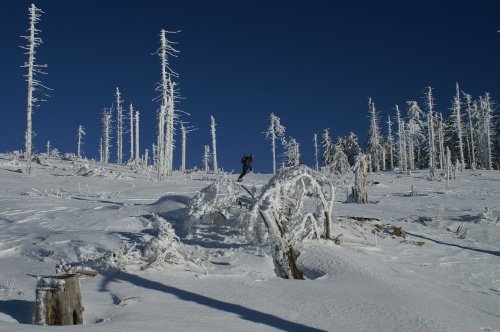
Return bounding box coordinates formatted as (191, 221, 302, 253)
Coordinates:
(180, 122, 197, 173)
(451, 83, 465, 170)
(101, 108, 112, 163)
(313, 133, 319, 171)
(425, 87, 436, 179)
(115, 87, 124, 164)
(77, 125, 85, 159)
(155, 29, 179, 180)
(396, 105, 406, 171)
(135, 111, 140, 163)
(129, 103, 135, 162)
(387, 115, 394, 169)
(22, 3, 51, 174)
(265, 113, 286, 174)
(463, 93, 476, 170)
(211, 115, 218, 173)
(438, 113, 445, 169)
(203, 145, 211, 174)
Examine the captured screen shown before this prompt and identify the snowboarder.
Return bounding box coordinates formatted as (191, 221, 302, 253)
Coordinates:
(237, 155, 254, 182)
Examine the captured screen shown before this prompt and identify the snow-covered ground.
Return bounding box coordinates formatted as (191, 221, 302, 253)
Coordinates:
(0, 153, 499, 331)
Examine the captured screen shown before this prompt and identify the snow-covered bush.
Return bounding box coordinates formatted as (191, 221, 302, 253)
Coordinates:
(142, 214, 195, 268)
(477, 207, 499, 225)
(34, 155, 50, 166)
(187, 177, 251, 225)
(244, 165, 334, 279)
(62, 153, 77, 161)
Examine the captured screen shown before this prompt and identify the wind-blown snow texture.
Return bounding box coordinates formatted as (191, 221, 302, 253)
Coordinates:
(0, 154, 499, 331)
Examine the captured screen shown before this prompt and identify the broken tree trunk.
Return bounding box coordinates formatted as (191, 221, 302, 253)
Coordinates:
(351, 154, 369, 203)
(34, 274, 84, 325)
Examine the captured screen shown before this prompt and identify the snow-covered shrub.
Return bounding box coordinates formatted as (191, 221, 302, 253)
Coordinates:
(187, 177, 251, 227)
(22, 188, 67, 198)
(49, 148, 60, 158)
(5, 152, 21, 166)
(142, 214, 195, 268)
(244, 165, 334, 279)
(477, 207, 499, 225)
(409, 185, 418, 197)
(62, 153, 77, 161)
(34, 155, 50, 166)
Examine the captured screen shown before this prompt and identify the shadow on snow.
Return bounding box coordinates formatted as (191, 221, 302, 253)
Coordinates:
(99, 271, 325, 332)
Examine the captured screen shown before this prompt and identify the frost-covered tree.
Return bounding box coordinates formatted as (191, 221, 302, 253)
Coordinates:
(343, 132, 361, 167)
(115, 87, 124, 164)
(101, 108, 112, 163)
(425, 87, 436, 179)
(438, 113, 445, 170)
(321, 128, 334, 167)
(395, 105, 405, 170)
(494, 117, 500, 169)
(330, 139, 350, 175)
(366, 98, 383, 172)
(180, 122, 187, 172)
(406, 100, 425, 170)
(313, 133, 319, 171)
(463, 93, 476, 170)
(247, 165, 334, 278)
(22, 4, 50, 174)
(129, 103, 135, 162)
(99, 138, 103, 163)
(135, 111, 140, 163)
(144, 148, 149, 166)
(450, 83, 465, 170)
(179, 122, 196, 173)
(164, 78, 179, 176)
(350, 154, 369, 203)
(386, 116, 395, 169)
(265, 113, 286, 174)
(46, 140, 50, 156)
(152, 143, 157, 166)
(478, 93, 494, 169)
(77, 125, 85, 159)
(155, 29, 179, 180)
(210, 115, 218, 172)
(283, 137, 300, 167)
(203, 145, 211, 173)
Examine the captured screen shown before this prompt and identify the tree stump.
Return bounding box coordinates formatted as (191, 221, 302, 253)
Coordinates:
(34, 274, 83, 325)
(351, 154, 369, 203)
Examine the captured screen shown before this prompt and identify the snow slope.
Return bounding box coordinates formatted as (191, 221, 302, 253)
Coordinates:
(0, 153, 499, 331)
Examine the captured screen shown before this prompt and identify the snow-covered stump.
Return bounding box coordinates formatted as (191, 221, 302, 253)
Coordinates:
(34, 274, 83, 326)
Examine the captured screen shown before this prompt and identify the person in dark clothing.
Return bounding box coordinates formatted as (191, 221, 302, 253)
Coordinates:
(237, 155, 254, 182)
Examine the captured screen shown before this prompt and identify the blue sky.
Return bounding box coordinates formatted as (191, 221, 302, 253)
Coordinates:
(0, 1, 499, 173)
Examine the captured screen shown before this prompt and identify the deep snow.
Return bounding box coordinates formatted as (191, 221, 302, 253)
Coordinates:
(0, 153, 499, 331)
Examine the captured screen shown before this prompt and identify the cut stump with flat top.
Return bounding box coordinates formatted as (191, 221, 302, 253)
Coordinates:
(34, 273, 83, 325)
